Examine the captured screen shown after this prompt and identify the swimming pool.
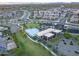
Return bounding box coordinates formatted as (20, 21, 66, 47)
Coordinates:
(25, 28, 39, 37)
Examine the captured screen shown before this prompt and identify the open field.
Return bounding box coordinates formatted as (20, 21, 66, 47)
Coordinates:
(23, 22, 40, 29)
(10, 30, 52, 56)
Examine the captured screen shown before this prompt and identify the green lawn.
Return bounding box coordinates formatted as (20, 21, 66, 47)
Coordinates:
(23, 22, 40, 29)
(64, 32, 72, 39)
(10, 30, 52, 56)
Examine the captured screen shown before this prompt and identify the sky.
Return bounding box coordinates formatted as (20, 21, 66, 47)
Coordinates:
(0, 0, 79, 4)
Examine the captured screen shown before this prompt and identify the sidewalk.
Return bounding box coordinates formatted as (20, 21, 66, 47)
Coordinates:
(27, 35, 57, 56)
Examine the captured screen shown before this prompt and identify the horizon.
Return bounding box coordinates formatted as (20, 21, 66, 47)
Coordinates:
(0, 2, 74, 5)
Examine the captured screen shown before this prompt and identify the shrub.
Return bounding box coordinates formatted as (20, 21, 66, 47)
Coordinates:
(64, 32, 72, 39)
(75, 35, 79, 41)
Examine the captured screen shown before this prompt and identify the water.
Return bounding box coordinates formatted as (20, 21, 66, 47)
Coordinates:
(25, 28, 39, 37)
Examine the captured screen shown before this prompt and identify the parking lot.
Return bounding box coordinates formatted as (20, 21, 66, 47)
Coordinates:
(53, 38, 79, 56)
